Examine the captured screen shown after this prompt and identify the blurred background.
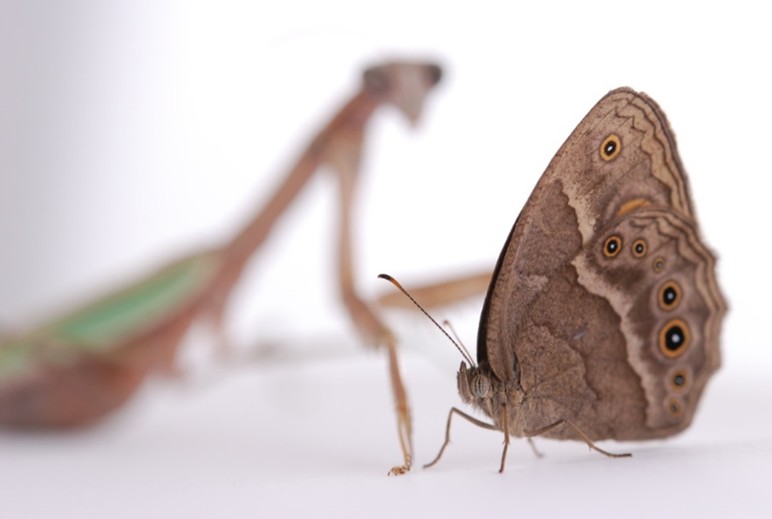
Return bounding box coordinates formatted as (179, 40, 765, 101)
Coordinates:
(0, 1, 769, 518)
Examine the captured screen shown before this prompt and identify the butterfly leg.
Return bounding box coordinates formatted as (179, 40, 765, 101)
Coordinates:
(527, 437, 544, 458)
(498, 405, 511, 473)
(525, 419, 632, 458)
(424, 407, 498, 469)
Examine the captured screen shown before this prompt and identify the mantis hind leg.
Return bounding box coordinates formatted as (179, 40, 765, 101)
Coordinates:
(377, 271, 492, 310)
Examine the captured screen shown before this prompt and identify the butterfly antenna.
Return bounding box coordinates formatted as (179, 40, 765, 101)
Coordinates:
(441, 319, 476, 368)
(378, 274, 475, 366)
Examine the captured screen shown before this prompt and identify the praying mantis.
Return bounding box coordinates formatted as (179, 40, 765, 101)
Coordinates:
(0, 60, 443, 475)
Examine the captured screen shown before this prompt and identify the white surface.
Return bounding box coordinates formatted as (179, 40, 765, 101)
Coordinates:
(1, 341, 770, 518)
(1, 1, 770, 517)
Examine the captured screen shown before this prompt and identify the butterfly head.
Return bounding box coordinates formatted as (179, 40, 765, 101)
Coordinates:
(457, 362, 513, 429)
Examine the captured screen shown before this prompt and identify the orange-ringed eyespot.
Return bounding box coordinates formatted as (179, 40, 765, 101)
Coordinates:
(658, 280, 682, 311)
(659, 318, 690, 358)
(603, 235, 622, 258)
(600, 134, 622, 161)
(667, 397, 684, 418)
(632, 238, 647, 258)
(671, 369, 689, 392)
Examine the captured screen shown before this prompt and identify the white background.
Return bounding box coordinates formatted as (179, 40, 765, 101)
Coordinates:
(1, 1, 770, 517)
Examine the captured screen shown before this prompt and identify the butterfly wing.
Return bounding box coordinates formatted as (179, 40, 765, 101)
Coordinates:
(478, 88, 725, 439)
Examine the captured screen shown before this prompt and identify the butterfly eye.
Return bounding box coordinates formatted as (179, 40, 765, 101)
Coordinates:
(603, 235, 623, 258)
(659, 318, 691, 358)
(470, 374, 491, 399)
(600, 134, 622, 161)
(658, 281, 682, 311)
(631, 238, 647, 258)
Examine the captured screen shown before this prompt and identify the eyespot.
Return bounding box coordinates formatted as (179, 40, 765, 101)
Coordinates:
(603, 235, 623, 258)
(652, 256, 666, 273)
(632, 238, 647, 258)
(600, 134, 622, 161)
(658, 318, 691, 358)
(670, 369, 689, 393)
(666, 396, 684, 418)
(658, 281, 682, 311)
(470, 374, 491, 399)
